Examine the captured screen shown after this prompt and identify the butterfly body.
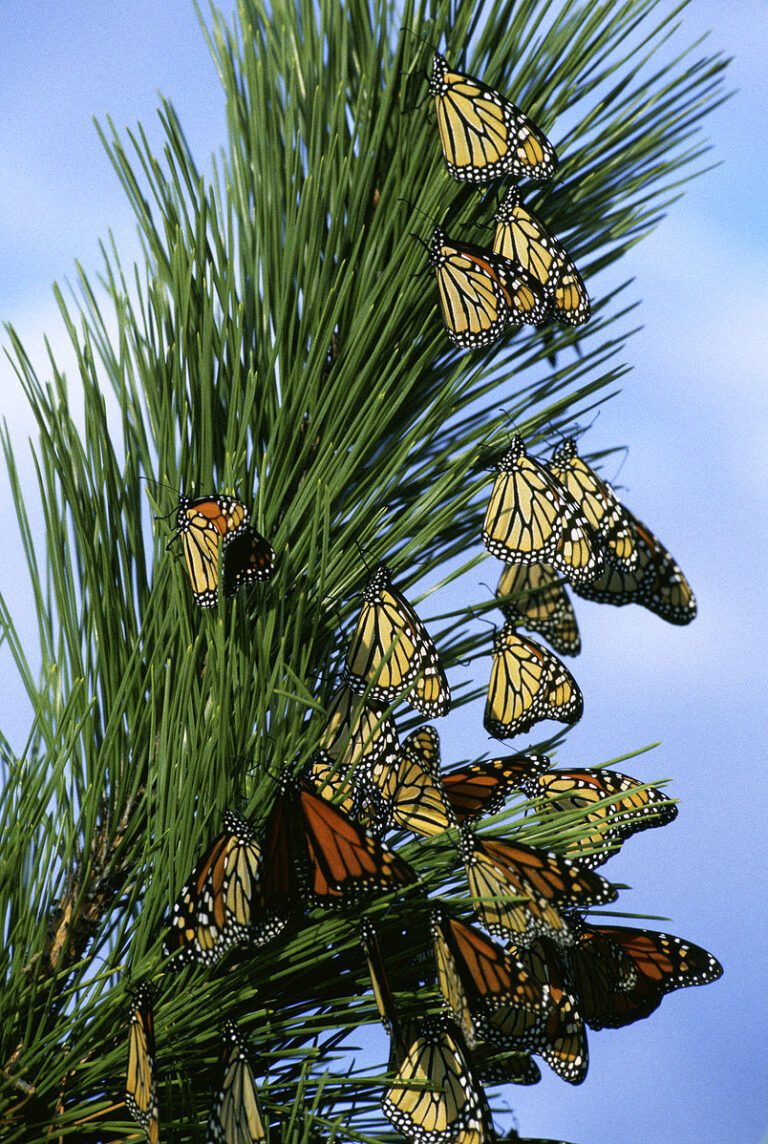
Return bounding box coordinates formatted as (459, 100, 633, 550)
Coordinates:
(484, 624, 583, 740)
(547, 439, 635, 571)
(173, 494, 273, 606)
(496, 562, 581, 656)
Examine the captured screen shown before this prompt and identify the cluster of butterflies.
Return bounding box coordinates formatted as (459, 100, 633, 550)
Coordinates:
(123, 41, 716, 1144)
(424, 48, 590, 346)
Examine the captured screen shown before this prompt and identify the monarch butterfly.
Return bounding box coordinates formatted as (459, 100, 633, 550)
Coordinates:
(428, 227, 550, 349)
(441, 753, 550, 824)
(566, 917, 723, 1030)
(126, 982, 159, 1144)
(164, 811, 283, 966)
(521, 766, 678, 869)
(460, 828, 617, 948)
(361, 917, 401, 1037)
(471, 1042, 542, 1086)
(482, 436, 603, 584)
(371, 726, 457, 837)
(307, 749, 361, 817)
(496, 562, 581, 657)
(428, 52, 558, 183)
(259, 774, 416, 924)
(493, 188, 589, 326)
(572, 507, 697, 624)
(382, 1017, 487, 1144)
(506, 937, 588, 1085)
(432, 910, 549, 1052)
(484, 624, 583, 740)
(343, 564, 450, 717)
(207, 1021, 267, 1143)
(547, 439, 636, 572)
(173, 494, 273, 606)
(319, 685, 399, 778)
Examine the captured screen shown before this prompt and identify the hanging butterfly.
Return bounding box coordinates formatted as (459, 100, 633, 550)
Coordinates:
(460, 827, 617, 948)
(484, 624, 583, 740)
(207, 1020, 267, 1143)
(361, 917, 401, 1038)
(547, 439, 636, 572)
(505, 937, 588, 1085)
(566, 917, 723, 1030)
(470, 1041, 542, 1086)
(482, 436, 603, 584)
(164, 810, 283, 967)
(370, 726, 457, 837)
(126, 982, 159, 1144)
(572, 506, 697, 624)
(496, 561, 581, 657)
(431, 909, 549, 1052)
(428, 226, 550, 349)
(493, 188, 589, 326)
(520, 766, 678, 869)
(319, 685, 399, 778)
(343, 564, 450, 717)
(258, 773, 416, 928)
(173, 493, 273, 607)
(307, 749, 361, 818)
(441, 753, 550, 824)
(428, 52, 558, 183)
(382, 1016, 488, 1144)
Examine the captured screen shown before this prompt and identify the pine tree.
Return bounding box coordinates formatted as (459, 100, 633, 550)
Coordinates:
(0, 1, 726, 1139)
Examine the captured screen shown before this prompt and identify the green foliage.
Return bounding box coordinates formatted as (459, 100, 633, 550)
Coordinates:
(0, 0, 725, 1137)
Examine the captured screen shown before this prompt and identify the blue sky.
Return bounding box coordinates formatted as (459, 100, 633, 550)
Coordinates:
(1, 3, 766, 1142)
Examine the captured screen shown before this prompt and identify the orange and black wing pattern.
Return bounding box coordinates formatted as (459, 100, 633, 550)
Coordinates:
(522, 766, 678, 868)
(567, 918, 723, 1030)
(174, 493, 250, 607)
(509, 937, 588, 1085)
(372, 726, 457, 837)
(460, 829, 616, 948)
(319, 684, 399, 777)
(164, 810, 277, 965)
(126, 982, 159, 1144)
(223, 527, 274, 596)
(493, 188, 589, 326)
(429, 227, 549, 349)
(484, 624, 583, 740)
(441, 753, 550, 824)
(343, 564, 450, 716)
(482, 436, 602, 584)
(496, 561, 581, 657)
(548, 439, 635, 572)
(429, 53, 558, 183)
(573, 507, 696, 624)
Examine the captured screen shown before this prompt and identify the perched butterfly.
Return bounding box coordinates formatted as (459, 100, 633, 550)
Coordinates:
(508, 938, 588, 1085)
(172, 494, 273, 607)
(428, 227, 549, 349)
(382, 1016, 487, 1144)
(307, 749, 360, 818)
(428, 52, 558, 183)
(343, 564, 450, 717)
(566, 918, 723, 1030)
(207, 1021, 267, 1143)
(496, 562, 581, 656)
(432, 910, 549, 1051)
(126, 982, 159, 1144)
(484, 624, 583, 740)
(319, 685, 399, 777)
(482, 436, 602, 584)
(460, 828, 617, 948)
(441, 754, 551, 824)
(493, 188, 589, 326)
(259, 774, 416, 924)
(164, 811, 282, 966)
(521, 766, 678, 868)
(572, 507, 697, 624)
(361, 917, 400, 1037)
(371, 726, 457, 837)
(547, 439, 636, 572)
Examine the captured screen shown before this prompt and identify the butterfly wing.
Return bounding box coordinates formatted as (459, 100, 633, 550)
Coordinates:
(548, 440, 635, 571)
(496, 562, 581, 656)
(223, 527, 275, 595)
(484, 624, 583, 740)
(175, 494, 249, 607)
(441, 753, 550, 823)
(207, 1021, 267, 1143)
(319, 685, 399, 777)
(493, 188, 589, 326)
(126, 983, 159, 1144)
(429, 53, 558, 183)
(373, 727, 456, 837)
(164, 811, 274, 965)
